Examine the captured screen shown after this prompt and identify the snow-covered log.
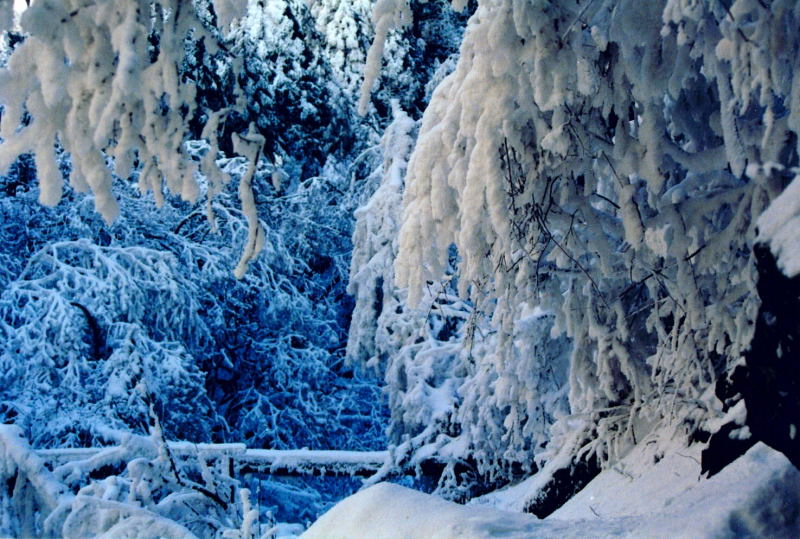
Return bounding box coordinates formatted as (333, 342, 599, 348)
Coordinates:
(237, 449, 389, 477)
(36, 443, 389, 478)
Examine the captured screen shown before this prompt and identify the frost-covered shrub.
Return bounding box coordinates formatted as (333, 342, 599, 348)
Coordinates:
(211, 153, 387, 451)
(0, 137, 386, 455)
(55, 429, 249, 539)
(0, 238, 219, 447)
(0, 421, 272, 538)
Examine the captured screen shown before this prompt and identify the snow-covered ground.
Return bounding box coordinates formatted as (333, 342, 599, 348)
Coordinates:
(302, 442, 800, 538)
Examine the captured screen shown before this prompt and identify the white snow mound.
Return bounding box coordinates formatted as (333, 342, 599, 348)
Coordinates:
(302, 443, 800, 538)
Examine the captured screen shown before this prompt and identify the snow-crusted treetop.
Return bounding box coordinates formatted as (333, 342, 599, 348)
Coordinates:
(309, 0, 372, 96)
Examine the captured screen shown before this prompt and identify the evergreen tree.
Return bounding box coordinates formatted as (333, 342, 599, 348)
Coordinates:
(227, 0, 358, 179)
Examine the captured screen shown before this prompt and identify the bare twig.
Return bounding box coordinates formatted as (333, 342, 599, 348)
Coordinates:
(561, 0, 599, 41)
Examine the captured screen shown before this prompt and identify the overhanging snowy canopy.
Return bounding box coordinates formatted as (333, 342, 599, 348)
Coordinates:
(352, 0, 800, 471)
(0, 0, 266, 276)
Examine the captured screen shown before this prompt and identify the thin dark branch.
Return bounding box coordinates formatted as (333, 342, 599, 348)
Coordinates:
(592, 192, 621, 209)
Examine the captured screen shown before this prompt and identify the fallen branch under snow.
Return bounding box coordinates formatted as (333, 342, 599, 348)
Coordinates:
(35, 442, 390, 478)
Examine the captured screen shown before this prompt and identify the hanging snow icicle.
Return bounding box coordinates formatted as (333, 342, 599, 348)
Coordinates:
(232, 126, 266, 279)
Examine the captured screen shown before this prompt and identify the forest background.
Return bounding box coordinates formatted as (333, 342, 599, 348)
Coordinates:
(1, 0, 799, 536)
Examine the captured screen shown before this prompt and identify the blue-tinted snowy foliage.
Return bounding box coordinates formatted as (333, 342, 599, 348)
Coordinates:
(0, 145, 387, 451)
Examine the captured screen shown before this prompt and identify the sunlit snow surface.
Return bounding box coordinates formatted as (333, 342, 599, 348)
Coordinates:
(302, 442, 799, 538)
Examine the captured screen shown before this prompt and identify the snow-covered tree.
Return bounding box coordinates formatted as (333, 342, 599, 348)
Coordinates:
(348, 106, 468, 491)
(0, 143, 387, 449)
(0, 0, 218, 219)
(309, 0, 373, 97)
(370, 0, 800, 501)
(0, 0, 276, 275)
(225, 0, 358, 179)
(347, 103, 570, 499)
